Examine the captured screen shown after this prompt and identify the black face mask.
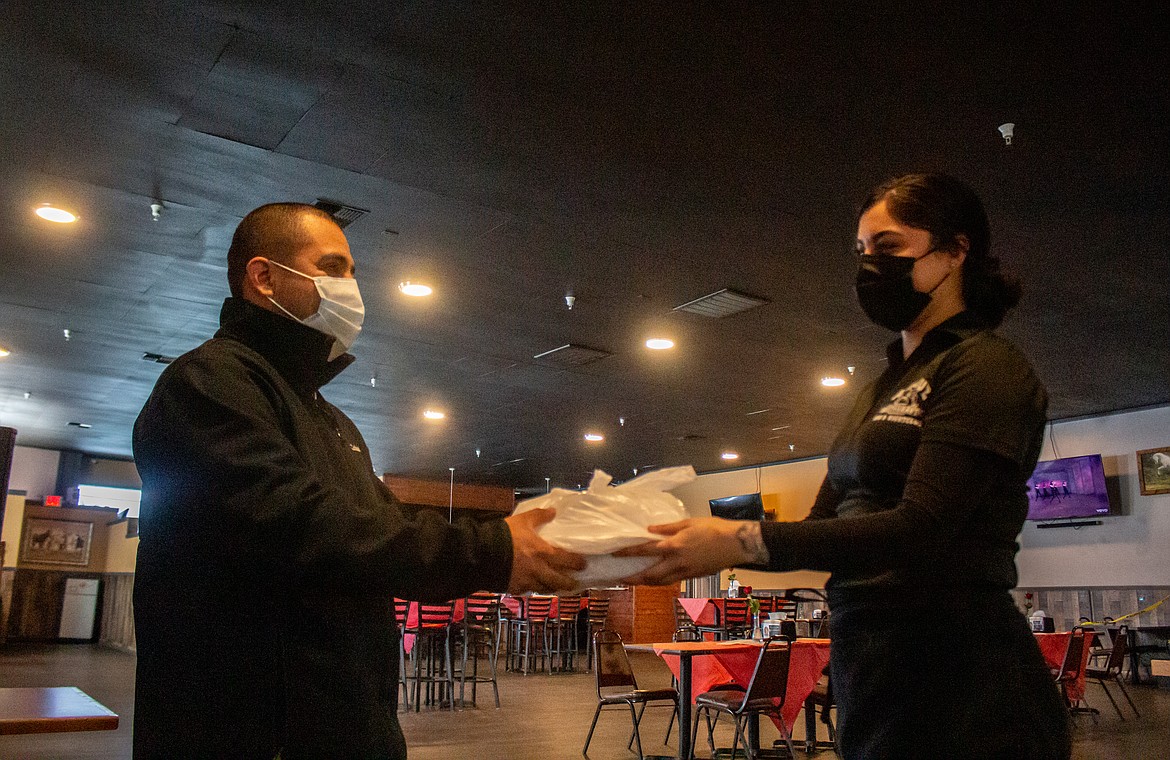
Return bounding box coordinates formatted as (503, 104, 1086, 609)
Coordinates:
(854, 250, 940, 331)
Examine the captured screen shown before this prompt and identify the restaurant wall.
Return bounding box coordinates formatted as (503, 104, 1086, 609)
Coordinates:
(7, 446, 60, 501)
(672, 457, 831, 593)
(1016, 404, 1170, 587)
(678, 404, 1170, 596)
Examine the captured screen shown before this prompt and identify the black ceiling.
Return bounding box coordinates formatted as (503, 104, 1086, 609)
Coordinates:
(1, 2, 1168, 492)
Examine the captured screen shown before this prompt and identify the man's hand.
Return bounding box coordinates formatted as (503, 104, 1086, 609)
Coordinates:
(614, 517, 767, 586)
(504, 508, 587, 594)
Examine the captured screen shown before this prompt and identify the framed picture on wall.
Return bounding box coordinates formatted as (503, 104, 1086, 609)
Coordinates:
(20, 517, 94, 566)
(1137, 446, 1170, 496)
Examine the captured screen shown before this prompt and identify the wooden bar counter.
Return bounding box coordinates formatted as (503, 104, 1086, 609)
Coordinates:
(590, 585, 677, 644)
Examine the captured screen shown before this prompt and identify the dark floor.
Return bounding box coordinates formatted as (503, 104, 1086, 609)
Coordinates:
(1, 643, 1167, 758)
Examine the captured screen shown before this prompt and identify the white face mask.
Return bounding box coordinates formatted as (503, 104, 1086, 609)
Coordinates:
(265, 259, 364, 360)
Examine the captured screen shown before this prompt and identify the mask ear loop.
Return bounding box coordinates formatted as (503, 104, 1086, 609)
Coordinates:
(263, 258, 309, 320)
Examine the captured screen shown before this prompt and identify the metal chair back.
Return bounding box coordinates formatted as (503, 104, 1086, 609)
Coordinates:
(593, 630, 638, 693)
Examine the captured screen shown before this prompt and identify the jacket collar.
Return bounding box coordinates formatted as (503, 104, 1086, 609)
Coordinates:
(215, 297, 354, 397)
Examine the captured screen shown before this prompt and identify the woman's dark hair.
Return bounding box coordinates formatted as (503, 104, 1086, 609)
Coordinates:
(859, 172, 1021, 328)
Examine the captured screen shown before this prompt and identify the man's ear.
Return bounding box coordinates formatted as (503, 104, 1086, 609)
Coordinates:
(245, 257, 275, 298)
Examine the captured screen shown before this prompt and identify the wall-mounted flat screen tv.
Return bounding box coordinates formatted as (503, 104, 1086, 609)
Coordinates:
(1025, 454, 1114, 521)
(709, 493, 764, 521)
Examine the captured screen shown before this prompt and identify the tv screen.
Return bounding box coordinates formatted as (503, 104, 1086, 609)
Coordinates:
(1025, 454, 1113, 521)
(709, 493, 764, 521)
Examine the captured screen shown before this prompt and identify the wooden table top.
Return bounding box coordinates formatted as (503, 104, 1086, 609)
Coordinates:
(0, 687, 119, 735)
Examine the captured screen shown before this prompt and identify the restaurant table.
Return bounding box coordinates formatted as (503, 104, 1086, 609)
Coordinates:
(626, 638, 831, 760)
(1034, 631, 1093, 703)
(0, 686, 118, 735)
(1127, 625, 1170, 685)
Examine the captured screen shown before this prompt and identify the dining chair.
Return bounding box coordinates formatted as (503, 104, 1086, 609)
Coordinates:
(673, 597, 699, 641)
(458, 592, 501, 708)
(582, 630, 680, 760)
(1053, 627, 1095, 718)
(1085, 624, 1140, 720)
(696, 598, 752, 641)
(802, 662, 838, 753)
(691, 636, 797, 760)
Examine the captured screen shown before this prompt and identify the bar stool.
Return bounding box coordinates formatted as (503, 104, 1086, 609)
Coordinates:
(393, 598, 411, 708)
(457, 592, 501, 708)
(509, 595, 554, 674)
(586, 597, 612, 671)
(404, 601, 457, 711)
(548, 594, 581, 673)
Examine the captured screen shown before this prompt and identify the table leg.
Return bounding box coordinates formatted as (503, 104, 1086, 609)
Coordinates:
(804, 695, 817, 753)
(677, 653, 692, 760)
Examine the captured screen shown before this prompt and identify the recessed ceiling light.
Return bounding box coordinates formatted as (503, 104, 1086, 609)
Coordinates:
(35, 204, 78, 223)
(821, 377, 846, 387)
(422, 409, 445, 420)
(721, 451, 739, 460)
(399, 281, 433, 297)
(645, 338, 674, 350)
(583, 433, 604, 442)
(0, 346, 10, 357)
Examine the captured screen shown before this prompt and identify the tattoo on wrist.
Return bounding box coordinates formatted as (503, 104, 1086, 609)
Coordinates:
(736, 522, 769, 565)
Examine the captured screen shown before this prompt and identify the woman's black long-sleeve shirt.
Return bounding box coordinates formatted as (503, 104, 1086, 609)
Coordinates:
(759, 311, 1048, 598)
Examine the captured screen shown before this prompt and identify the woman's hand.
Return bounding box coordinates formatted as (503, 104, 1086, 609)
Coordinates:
(615, 517, 769, 586)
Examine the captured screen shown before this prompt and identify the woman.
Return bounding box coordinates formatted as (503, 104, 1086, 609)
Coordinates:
(622, 173, 1071, 759)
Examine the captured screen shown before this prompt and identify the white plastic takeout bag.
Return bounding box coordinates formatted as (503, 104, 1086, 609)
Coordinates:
(512, 465, 696, 589)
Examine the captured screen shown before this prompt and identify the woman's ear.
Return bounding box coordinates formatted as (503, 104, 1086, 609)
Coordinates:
(947, 234, 970, 268)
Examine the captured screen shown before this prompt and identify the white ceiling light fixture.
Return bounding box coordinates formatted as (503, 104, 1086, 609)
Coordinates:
(645, 338, 674, 350)
(998, 122, 1015, 146)
(35, 204, 78, 223)
(399, 281, 433, 297)
(583, 432, 604, 442)
(422, 409, 446, 420)
(821, 376, 846, 387)
(721, 451, 739, 460)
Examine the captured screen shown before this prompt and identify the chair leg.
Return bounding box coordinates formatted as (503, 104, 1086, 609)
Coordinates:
(1097, 679, 1125, 721)
(628, 702, 647, 750)
(730, 715, 746, 760)
(664, 698, 676, 743)
(582, 702, 605, 756)
(1114, 676, 1140, 718)
(628, 702, 645, 760)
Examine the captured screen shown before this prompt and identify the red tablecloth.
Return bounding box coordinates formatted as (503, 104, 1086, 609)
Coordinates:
(678, 597, 723, 626)
(1034, 632, 1091, 702)
(654, 638, 831, 730)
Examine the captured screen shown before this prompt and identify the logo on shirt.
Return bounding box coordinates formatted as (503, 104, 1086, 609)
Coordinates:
(872, 378, 931, 427)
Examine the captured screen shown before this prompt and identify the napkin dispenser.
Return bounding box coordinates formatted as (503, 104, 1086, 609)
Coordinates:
(1029, 611, 1055, 633)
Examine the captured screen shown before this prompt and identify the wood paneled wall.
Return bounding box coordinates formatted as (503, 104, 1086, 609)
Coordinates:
(382, 475, 514, 513)
(98, 572, 135, 652)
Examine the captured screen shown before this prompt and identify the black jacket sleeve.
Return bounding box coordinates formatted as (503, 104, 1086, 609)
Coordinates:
(133, 348, 513, 601)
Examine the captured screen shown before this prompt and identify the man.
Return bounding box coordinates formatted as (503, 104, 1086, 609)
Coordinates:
(132, 203, 583, 759)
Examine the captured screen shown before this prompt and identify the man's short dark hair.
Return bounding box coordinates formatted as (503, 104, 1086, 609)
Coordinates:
(226, 203, 341, 298)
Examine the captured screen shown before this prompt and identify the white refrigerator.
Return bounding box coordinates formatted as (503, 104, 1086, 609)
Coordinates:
(59, 578, 100, 639)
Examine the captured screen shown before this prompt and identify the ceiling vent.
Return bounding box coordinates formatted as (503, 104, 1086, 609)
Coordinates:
(532, 343, 612, 366)
(313, 199, 369, 228)
(142, 352, 177, 364)
(673, 288, 769, 318)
